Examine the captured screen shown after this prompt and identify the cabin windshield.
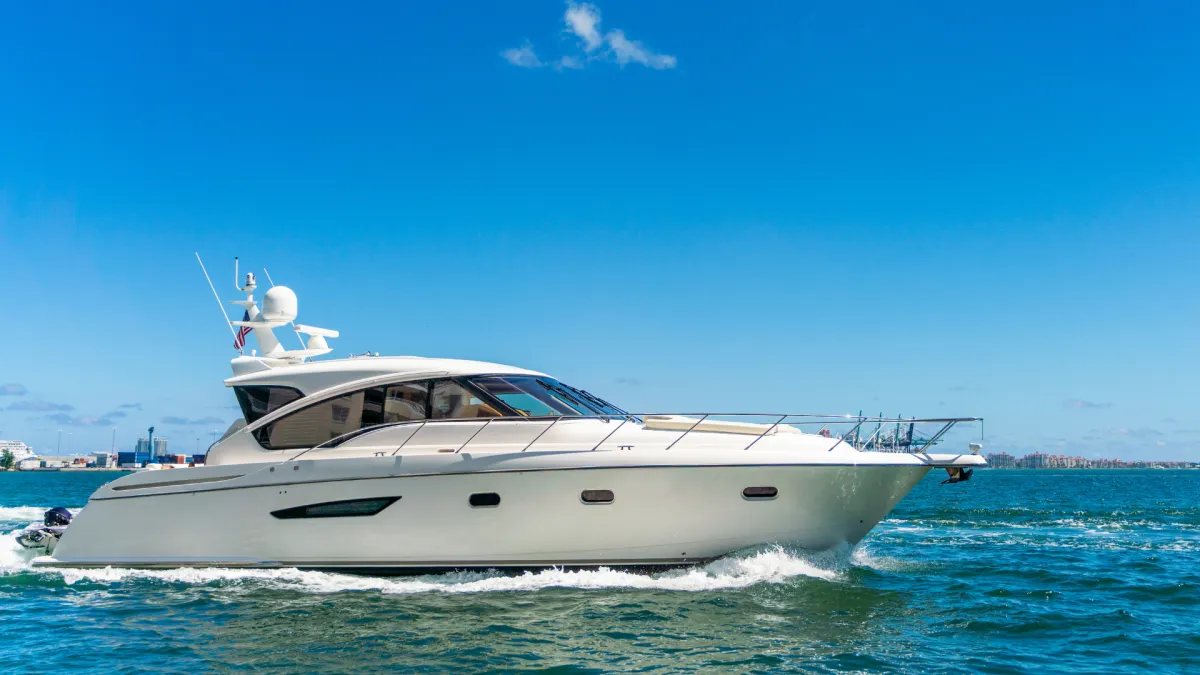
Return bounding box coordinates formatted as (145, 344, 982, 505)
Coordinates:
(469, 376, 625, 418)
(233, 386, 305, 424)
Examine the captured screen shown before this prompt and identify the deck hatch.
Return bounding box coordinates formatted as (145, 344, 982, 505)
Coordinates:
(742, 486, 778, 500)
(271, 496, 401, 519)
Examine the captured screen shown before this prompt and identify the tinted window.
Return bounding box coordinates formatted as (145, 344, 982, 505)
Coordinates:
(384, 382, 429, 422)
(272, 497, 400, 519)
(361, 382, 429, 428)
(233, 386, 304, 424)
(471, 376, 587, 417)
(742, 486, 778, 499)
(581, 489, 614, 504)
(469, 492, 501, 507)
(256, 391, 365, 449)
(431, 380, 503, 419)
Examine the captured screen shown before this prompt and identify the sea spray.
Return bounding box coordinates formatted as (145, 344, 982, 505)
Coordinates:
(7, 543, 859, 593)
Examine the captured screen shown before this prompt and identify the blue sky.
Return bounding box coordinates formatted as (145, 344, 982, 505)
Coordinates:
(1, 1, 1198, 460)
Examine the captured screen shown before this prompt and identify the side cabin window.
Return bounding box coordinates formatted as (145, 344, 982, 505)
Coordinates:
(255, 391, 366, 450)
(233, 386, 304, 424)
(362, 382, 429, 427)
(431, 380, 503, 419)
(253, 378, 503, 450)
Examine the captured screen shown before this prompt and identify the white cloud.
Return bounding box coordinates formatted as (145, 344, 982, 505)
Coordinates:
(556, 55, 583, 70)
(1065, 398, 1112, 410)
(564, 2, 604, 51)
(501, 41, 543, 68)
(503, 2, 675, 71)
(606, 29, 676, 69)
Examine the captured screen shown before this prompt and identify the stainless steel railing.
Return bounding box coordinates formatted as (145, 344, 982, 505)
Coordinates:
(288, 413, 981, 460)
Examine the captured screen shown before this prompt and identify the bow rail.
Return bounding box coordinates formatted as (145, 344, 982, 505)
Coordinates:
(288, 413, 982, 460)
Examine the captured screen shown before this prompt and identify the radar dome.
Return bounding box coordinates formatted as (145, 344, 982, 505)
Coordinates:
(262, 286, 298, 323)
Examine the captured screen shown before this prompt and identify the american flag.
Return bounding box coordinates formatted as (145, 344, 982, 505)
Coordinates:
(233, 310, 252, 350)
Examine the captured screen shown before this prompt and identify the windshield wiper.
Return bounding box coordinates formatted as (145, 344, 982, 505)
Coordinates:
(536, 379, 600, 415)
(570, 385, 629, 417)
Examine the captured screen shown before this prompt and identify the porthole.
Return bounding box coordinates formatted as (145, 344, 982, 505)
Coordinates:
(469, 492, 501, 508)
(271, 496, 401, 519)
(581, 489, 614, 504)
(742, 486, 778, 500)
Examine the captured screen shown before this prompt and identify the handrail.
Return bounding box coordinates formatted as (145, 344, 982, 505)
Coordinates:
(280, 412, 980, 460)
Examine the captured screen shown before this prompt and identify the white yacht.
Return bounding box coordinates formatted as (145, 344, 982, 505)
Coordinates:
(34, 270, 985, 573)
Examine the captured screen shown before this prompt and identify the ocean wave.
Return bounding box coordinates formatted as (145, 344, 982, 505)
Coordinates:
(0, 506, 56, 523)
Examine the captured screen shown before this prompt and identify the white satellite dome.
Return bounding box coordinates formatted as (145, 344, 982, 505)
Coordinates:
(261, 286, 298, 323)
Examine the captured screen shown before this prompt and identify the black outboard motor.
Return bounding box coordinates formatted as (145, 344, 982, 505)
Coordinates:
(44, 507, 73, 527)
(16, 507, 73, 552)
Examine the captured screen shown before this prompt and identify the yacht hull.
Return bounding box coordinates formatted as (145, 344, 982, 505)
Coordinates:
(40, 463, 932, 572)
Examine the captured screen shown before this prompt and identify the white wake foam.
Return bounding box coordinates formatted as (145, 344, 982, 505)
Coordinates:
(0, 506, 54, 523)
(1, 528, 39, 571)
(3, 542, 861, 593)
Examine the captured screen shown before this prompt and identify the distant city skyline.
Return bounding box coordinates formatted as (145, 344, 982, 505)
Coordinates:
(986, 452, 1199, 469)
(1, 2, 1198, 460)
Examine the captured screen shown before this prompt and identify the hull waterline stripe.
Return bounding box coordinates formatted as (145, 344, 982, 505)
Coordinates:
(111, 474, 246, 491)
(33, 556, 717, 572)
(91, 463, 940, 501)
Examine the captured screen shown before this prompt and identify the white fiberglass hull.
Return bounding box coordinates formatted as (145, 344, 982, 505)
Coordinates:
(36, 454, 963, 572)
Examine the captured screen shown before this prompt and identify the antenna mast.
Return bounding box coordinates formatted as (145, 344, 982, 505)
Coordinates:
(195, 253, 236, 339)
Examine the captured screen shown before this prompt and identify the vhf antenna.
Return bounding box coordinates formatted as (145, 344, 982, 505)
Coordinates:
(195, 252, 236, 340)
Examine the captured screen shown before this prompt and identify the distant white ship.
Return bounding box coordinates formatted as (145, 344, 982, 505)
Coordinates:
(0, 440, 36, 462)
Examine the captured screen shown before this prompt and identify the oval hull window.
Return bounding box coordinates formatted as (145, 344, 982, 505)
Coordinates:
(469, 492, 501, 507)
(742, 486, 778, 500)
(581, 489, 614, 504)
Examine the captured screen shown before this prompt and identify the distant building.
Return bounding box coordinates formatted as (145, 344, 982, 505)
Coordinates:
(986, 452, 1016, 468)
(37, 455, 77, 468)
(132, 437, 171, 463)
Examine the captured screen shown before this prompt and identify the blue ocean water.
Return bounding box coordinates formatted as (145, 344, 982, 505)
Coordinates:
(1, 469, 1197, 674)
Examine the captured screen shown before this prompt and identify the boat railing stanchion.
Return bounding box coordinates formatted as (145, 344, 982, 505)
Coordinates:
(391, 421, 429, 456)
(828, 417, 865, 453)
(665, 414, 710, 451)
(743, 414, 790, 451)
(915, 421, 956, 455)
(520, 416, 564, 453)
(456, 418, 496, 454)
(590, 414, 633, 452)
(858, 424, 887, 451)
